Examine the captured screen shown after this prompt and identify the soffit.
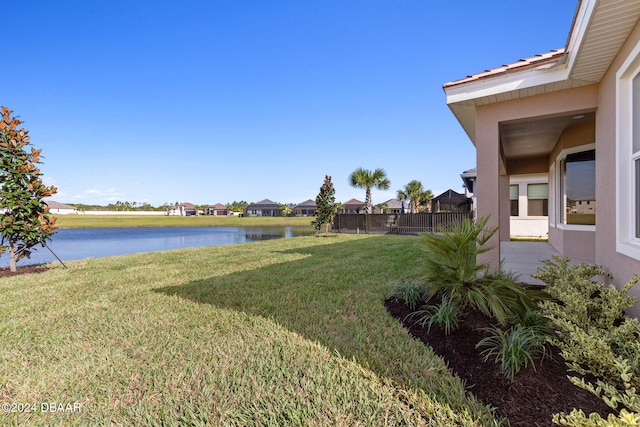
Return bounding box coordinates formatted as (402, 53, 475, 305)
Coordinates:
(570, 0, 640, 82)
(499, 112, 595, 159)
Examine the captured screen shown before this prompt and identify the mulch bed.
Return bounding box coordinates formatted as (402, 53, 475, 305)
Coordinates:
(0, 266, 49, 278)
(385, 299, 614, 427)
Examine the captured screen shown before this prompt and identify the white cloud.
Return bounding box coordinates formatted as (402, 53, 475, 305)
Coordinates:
(59, 187, 128, 204)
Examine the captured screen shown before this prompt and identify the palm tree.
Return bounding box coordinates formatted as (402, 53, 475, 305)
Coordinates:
(348, 168, 390, 213)
(419, 189, 434, 213)
(397, 180, 425, 213)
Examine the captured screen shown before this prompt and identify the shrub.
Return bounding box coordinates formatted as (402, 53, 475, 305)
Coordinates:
(420, 216, 539, 325)
(534, 256, 640, 425)
(507, 307, 554, 338)
(476, 323, 546, 380)
(407, 296, 461, 335)
(388, 280, 424, 310)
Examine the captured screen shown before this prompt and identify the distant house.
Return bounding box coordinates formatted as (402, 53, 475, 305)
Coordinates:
(246, 199, 280, 217)
(431, 190, 470, 213)
(460, 168, 477, 212)
(45, 201, 78, 215)
(342, 198, 365, 214)
(574, 198, 596, 215)
(167, 202, 197, 216)
(379, 198, 404, 214)
(206, 203, 229, 216)
(293, 199, 316, 216)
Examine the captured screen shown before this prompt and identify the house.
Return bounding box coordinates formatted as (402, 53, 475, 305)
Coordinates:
(461, 169, 549, 238)
(45, 201, 78, 215)
(460, 168, 477, 211)
(206, 203, 229, 216)
(245, 199, 280, 217)
(575, 198, 596, 215)
(379, 198, 404, 214)
(292, 199, 316, 216)
(167, 202, 197, 216)
(431, 189, 470, 213)
(443, 0, 640, 315)
(342, 198, 365, 214)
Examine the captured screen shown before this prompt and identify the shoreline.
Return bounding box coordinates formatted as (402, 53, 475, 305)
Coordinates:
(53, 215, 314, 229)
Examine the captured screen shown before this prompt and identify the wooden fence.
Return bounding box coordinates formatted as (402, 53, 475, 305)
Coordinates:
(332, 212, 474, 234)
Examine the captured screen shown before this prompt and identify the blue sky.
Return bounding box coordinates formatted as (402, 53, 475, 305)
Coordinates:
(4, 1, 578, 207)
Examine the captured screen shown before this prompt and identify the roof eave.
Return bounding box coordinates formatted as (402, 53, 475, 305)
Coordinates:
(443, 0, 640, 145)
(444, 65, 573, 144)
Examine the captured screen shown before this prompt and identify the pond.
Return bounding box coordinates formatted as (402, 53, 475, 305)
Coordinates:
(0, 226, 315, 268)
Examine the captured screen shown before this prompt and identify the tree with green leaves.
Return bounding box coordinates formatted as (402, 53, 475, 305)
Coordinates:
(0, 107, 58, 272)
(348, 167, 390, 214)
(278, 203, 293, 217)
(418, 189, 434, 213)
(226, 200, 249, 212)
(313, 175, 336, 236)
(397, 180, 424, 213)
(397, 180, 434, 213)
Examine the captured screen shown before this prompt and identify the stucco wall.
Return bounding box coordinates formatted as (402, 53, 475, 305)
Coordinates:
(475, 85, 599, 268)
(548, 226, 596, 261)
(547, 121, 596, 261)
(549, 121, 595, 161)
(593, 18, 640, 317)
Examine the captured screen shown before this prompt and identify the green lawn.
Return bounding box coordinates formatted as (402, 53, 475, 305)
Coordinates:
(566, 213, 596, 225)
(54, 215, 314, 228)
(0, 234, 498, 426)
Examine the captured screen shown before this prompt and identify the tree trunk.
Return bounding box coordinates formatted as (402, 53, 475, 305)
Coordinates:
(9, 244, 17, 272)
(365, 189, 372, 214)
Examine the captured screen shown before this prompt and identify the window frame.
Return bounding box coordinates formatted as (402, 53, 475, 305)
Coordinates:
(616, 39, 640, 260)
(509, 184, 519, 217)
(527, 183, 548, 217)
(553, 144, 596, 232)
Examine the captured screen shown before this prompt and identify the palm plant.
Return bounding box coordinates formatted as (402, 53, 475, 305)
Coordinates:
(397, 180, 425, 213)
(418, 189, 434, 213)
(420, 216, 538, 325)
(349, 168, 390, 214)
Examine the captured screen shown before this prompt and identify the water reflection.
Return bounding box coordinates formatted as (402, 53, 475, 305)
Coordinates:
(0, 226, 314, 267)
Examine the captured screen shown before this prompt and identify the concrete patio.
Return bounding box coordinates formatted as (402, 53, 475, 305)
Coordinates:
(500, 241, 592, 286)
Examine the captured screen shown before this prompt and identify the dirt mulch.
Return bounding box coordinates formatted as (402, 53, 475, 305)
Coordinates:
(385, 299, 614, 427)
(0, 265, 49, 278)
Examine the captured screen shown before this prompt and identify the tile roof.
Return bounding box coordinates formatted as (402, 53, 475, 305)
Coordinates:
(461, 167, 476, 176)
(343, 198, 364, 206)
(247, 199, 279, 209)
(294, 199, 316, 208)
(443, 48, 565, 88)
(209, 203, 227, 209)
(253, 199, 277, 205)
(382, 198, 403, 209)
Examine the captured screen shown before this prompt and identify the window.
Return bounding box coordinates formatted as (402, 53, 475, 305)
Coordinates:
(510, 185, 519, 216)
(634, 73, 640, 236)
(616, 39, 640, 259)
(527, 183, 548, 216)
(561, 150, 595, 225)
